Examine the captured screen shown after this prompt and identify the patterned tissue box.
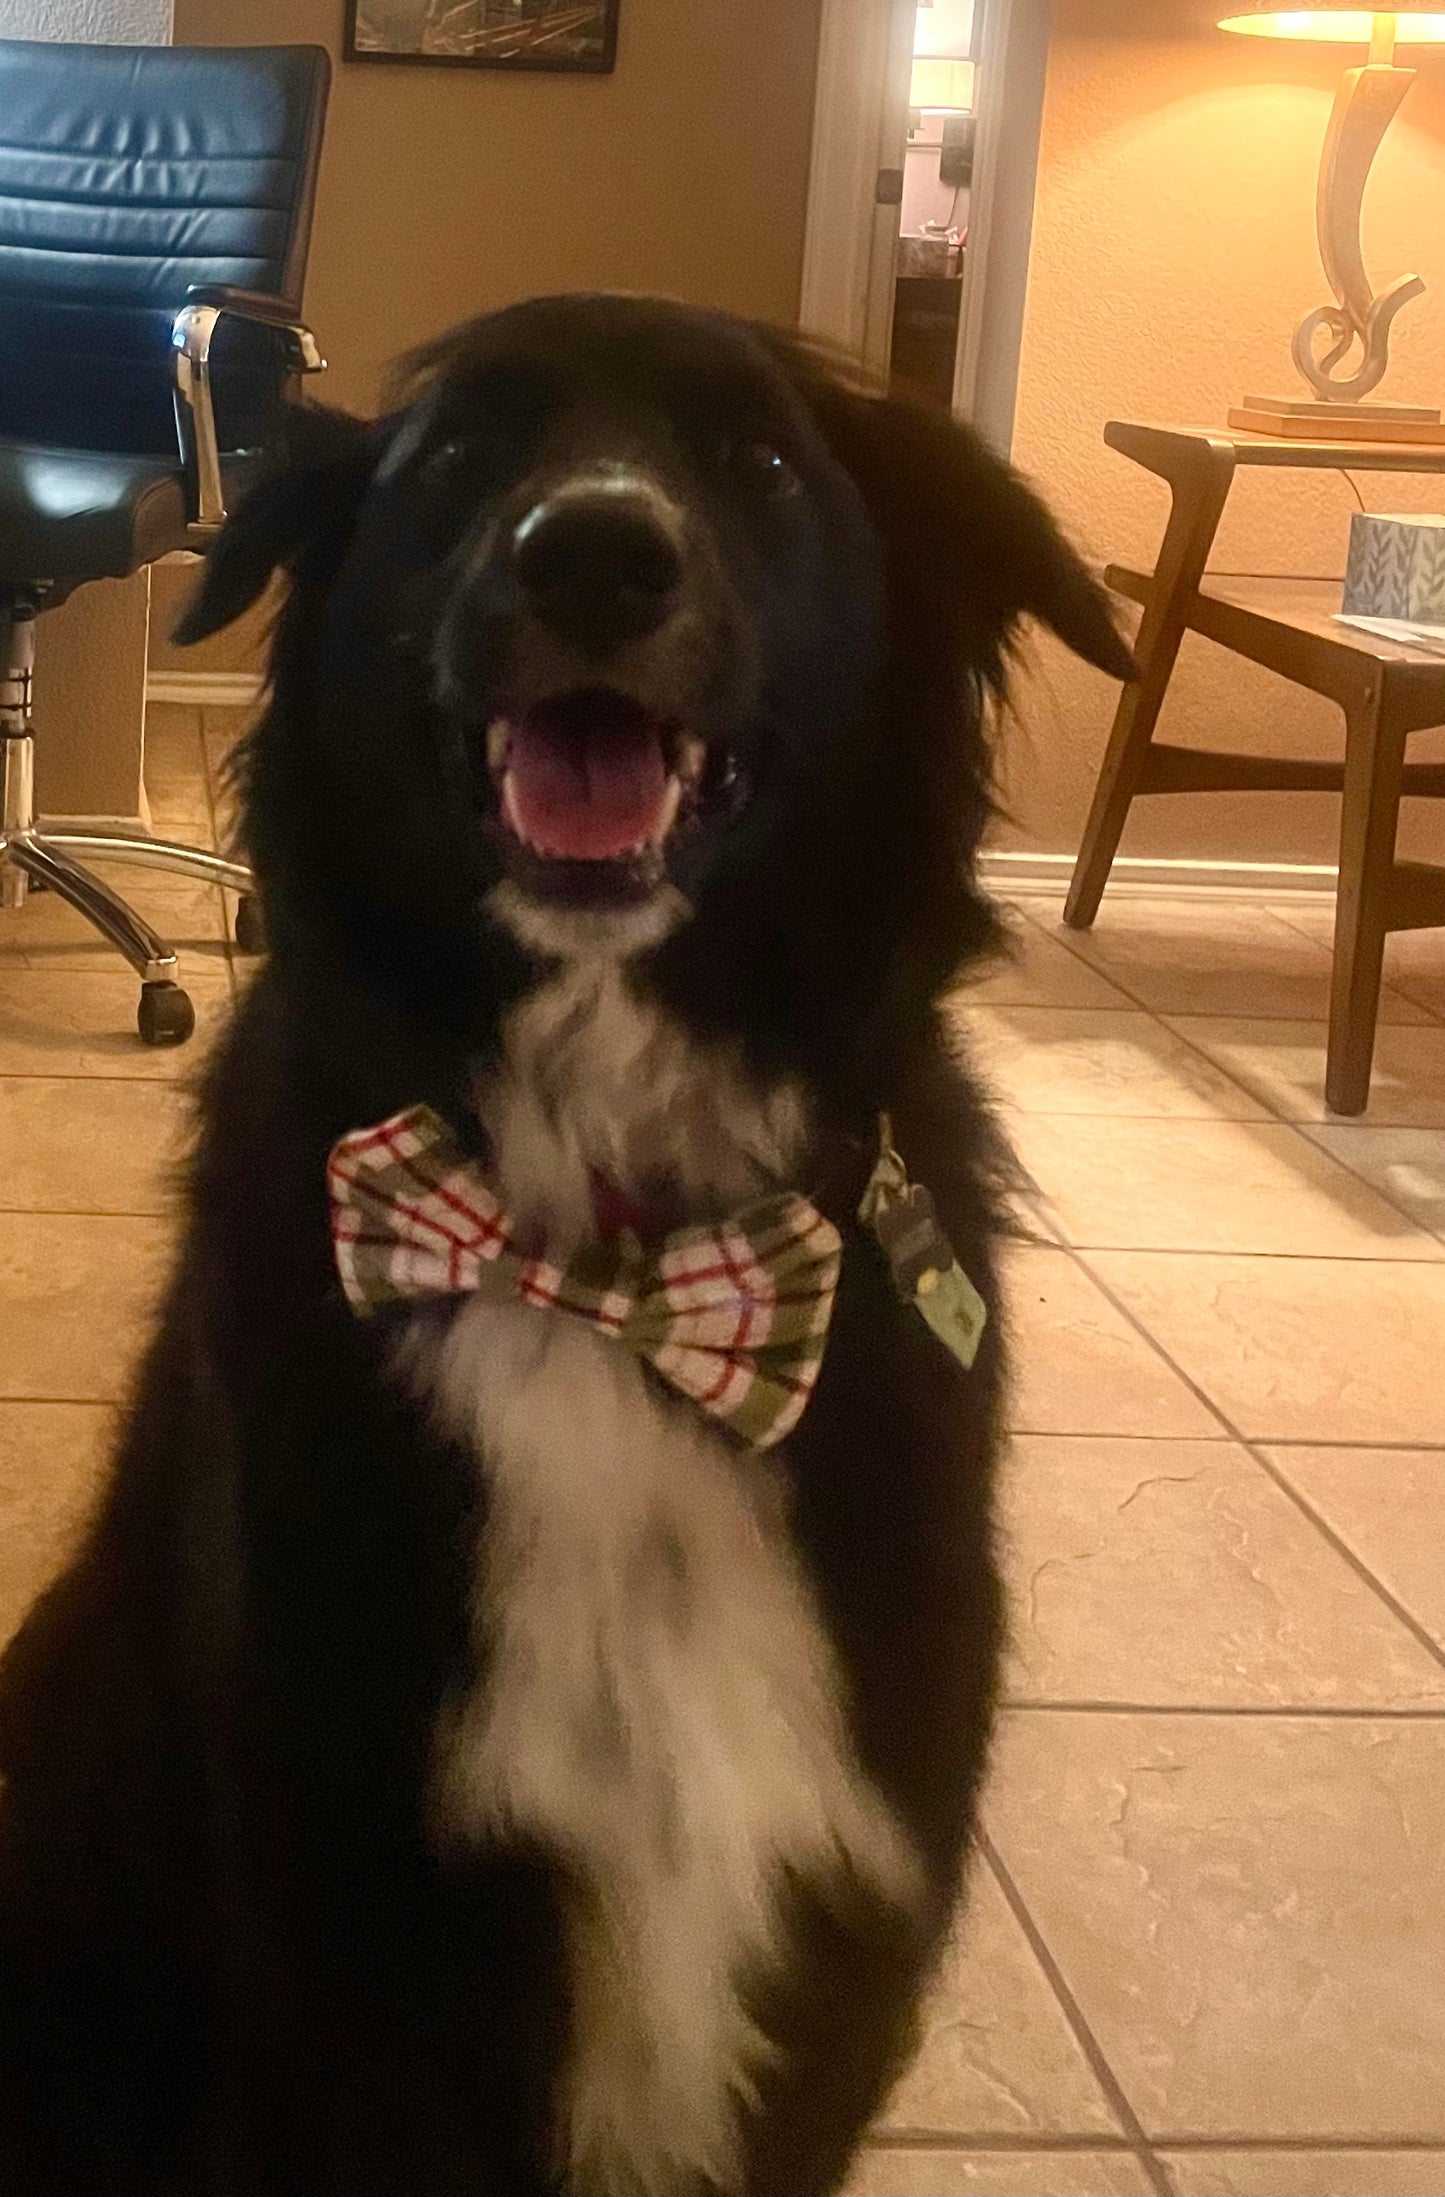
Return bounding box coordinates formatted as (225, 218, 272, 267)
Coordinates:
(1344, 512, 1445, 626)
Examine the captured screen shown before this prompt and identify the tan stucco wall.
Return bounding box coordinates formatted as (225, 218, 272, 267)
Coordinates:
(1002, 0, 1445, 867)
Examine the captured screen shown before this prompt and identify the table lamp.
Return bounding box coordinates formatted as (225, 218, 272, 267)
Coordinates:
(1220, 6, 1445, 441)
(909, 57, 976, 115)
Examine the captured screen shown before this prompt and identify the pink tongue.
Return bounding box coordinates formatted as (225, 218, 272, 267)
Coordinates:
(504, 705, 670, 862)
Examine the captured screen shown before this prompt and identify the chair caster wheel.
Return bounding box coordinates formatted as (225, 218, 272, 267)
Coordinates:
(138, 981, 195, 1047)
(233, 893, 266, 954)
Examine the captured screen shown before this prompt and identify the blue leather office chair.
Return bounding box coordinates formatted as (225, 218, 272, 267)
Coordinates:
(0, 39, 330, 1044)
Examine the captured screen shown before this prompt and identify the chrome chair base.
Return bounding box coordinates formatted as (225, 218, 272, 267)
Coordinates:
(1, 720, 255, 1048)
(3, 589, 255, 1045)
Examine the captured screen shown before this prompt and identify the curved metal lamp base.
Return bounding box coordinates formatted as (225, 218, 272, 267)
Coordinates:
(1293, 59, 1423, 406)
(1231, 49, 1442, 444)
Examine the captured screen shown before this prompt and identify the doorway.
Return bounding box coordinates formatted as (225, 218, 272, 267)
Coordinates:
(890, 0, 976, 410)
(799, 0, 1049, 454)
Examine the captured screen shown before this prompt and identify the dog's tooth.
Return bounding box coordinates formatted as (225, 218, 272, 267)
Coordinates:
(649, 776, 683, 846)
(500, 771, 527, 841)
(487, 718, 512, 772)
(677, 735, 706, 785)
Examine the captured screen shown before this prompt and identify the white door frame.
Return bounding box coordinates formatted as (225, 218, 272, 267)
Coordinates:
(799, 0, 1051, 452)
(798, 0, 917, 379)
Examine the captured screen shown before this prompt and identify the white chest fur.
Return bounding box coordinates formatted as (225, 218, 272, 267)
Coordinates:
(400, 960, 918, 2197)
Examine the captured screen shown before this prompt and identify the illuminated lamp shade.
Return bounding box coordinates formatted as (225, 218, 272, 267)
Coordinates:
(1219, 7, 1445, 41)
(1219, 3, 1445, 436)
(909, 56, 975, 111)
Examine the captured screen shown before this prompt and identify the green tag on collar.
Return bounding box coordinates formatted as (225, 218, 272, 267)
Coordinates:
(910, 1255, 989, 1371)
(858, 1123, 988, 1372)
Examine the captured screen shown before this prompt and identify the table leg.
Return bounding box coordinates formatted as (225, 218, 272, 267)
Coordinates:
(1327, 677, 1409, 1116)
(1064, 440, 1237, 930)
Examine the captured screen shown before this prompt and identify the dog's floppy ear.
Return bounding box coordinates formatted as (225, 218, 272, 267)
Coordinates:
(173, 404, 378, 644)
(770, 338, 1135, 686)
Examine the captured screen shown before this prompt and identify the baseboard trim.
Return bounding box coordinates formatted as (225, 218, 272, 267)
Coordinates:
(37, 813, 149, 835)
(146, 670, 264, 708)
(980, 851, 1339, 900)
(131, 704, 1353, 908)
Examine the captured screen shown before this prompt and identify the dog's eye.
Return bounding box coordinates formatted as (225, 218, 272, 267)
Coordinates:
(424, 438, 467, 478)
(727, 441, 800, 502)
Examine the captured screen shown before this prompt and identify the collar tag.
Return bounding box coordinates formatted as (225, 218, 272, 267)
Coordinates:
(858, 1123, 988, 1372)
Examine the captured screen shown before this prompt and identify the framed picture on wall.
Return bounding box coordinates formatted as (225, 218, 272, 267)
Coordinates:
(344, 0, 619, 73)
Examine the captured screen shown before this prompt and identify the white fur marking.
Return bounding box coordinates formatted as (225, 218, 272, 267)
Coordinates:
(403, 973, 919, 2196)
(413, 1312, 917, 2197)
(490, 878, 691, 970)
(473, 949, 809, 1255)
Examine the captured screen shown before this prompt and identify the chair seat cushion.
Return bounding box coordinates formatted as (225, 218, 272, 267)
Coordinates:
(0, 437, 261, 583)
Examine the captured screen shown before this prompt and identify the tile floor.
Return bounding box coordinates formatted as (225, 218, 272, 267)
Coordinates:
(3, 706, 1445, 2197)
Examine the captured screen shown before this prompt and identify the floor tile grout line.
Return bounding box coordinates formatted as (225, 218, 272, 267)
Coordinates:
(0, 1209, 180, 1222)
(1009, 905, 1339, 1093)
(1254, 1443, 1445, 1667)
(0, 1396, 123, 1407)
(1266, 898, 1445, 1030)
(1021, 1239, 1445, 1268)
(0, 1397, 115, 1411)
(1008, 1230, 1239, 1438)
(865, 2132, 1148, 2154)
(976, 1831, 1174, 2197)
(0, 1070, 196, 1084)
(977, 997, 1440, 1027)
(1000, 1701, 1445, 1719)
(0, 1072, 200, 1087)
(1264, 1437, 1445, 1452)
(1005, 1427, 1238, 1442)
(994, 1107, 1282, 1125)
(1001, 1100, 1445, 1256)
(1012, 902, 1445, 1117)
(1006, 1427, 1445, 1455)
(1061, 1240, 1445, 1676)
(1144, 2135, 1445, 2152)
(1295, 1120, 1445, 1254)
(863, 2130, 1445, 2154)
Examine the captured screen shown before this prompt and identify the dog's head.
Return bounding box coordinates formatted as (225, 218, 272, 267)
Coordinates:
(182, 295, 1129, 1070)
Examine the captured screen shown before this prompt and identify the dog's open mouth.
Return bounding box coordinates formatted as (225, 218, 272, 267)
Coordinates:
(487, 688, 706, 900)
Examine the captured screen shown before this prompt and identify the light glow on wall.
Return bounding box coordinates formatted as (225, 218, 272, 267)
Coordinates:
(1219, 10, 1445, 38)
(914, 0, 974, 61)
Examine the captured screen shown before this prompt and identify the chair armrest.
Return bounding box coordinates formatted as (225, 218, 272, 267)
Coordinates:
(171, 288, 326, 535)
(183, 286, 327, 368)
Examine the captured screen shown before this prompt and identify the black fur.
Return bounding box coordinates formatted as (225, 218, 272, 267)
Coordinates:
(0, 296, 1129, 2197)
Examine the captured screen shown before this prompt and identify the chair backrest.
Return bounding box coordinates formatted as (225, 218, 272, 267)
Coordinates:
(0, 40, 330, 456)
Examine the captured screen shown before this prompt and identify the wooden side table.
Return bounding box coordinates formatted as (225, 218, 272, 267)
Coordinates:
(1065, 421, 1445, 1115)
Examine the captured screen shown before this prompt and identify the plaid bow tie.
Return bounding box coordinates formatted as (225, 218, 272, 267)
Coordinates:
(327, 1105, 844, 1449)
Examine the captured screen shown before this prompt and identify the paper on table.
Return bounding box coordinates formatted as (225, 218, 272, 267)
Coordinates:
(1334, 612, 1445, 657)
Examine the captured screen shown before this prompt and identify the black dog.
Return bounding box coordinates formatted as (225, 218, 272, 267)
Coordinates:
(0, 295, 1130, 2197)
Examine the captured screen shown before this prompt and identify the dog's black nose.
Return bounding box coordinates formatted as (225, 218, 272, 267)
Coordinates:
(511, 487, 683, 652)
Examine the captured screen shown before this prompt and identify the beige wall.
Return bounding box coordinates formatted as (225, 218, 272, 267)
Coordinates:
(156, 0, 824, 667)
(0, 0, 169, 38)
(164, 0, 1445, 875)
(34, 579, 153, 819)
(1004, 0, 1445, 867)
(171, 0, 823, 418)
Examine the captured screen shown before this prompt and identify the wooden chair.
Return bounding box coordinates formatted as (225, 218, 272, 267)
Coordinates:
(1065, 421, 1445, 1114)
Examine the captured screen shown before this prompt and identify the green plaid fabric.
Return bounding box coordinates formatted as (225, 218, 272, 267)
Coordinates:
(328, 1104, 844, 1449)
